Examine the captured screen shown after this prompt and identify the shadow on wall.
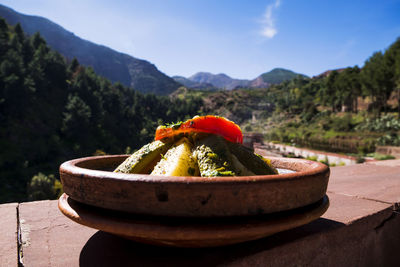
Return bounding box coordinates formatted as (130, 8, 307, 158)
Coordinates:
(79, 217, 344, 267)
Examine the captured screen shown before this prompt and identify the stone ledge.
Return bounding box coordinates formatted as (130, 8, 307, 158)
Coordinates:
(329, 160, 400, 204)
(1, 160, 400, 266)
(0, 202, 18, 267)
(14, 193, 399, 267)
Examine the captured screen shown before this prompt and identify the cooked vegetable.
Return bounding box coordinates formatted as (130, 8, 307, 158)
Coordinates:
(227, 142, 278, 175)
(155, 115, 243, 144)
(193, 135, 254, 177)
(114, 116, 278, 177)
(151, 137, 199, 176)
(114, 140, 172, 174)
(261, 157, 276, 172)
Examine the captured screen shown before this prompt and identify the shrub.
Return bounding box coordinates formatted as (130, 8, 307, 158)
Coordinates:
(27, 173, 62, 201)
(356, 156, 365, 164)
(306, 155, 318, 161)
(355, 114, 400, 132)
(377, 133, 400, 146)
(330, 114, 354, 132)
(93, 149, 106, 156)
(244, 124, 253, 131)
(319, 156, 329, 166)
(373, 153, 396, 160)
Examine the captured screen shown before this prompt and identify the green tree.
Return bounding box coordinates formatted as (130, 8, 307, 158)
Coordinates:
(361, 52, 393, 116)
(384, 37, 400, 117)
(335, 67, 361, 112)
(321, 70, 340, 112)
(27, 173, 61, 201)
(68, 58, 80, 74)
(62, 94, 92, 151)
(0, 18, 9, 57)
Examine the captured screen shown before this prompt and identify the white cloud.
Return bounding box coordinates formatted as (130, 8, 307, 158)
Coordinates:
(261, 0, 281, 38)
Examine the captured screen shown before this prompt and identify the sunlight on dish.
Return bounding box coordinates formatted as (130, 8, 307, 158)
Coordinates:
(277, 168, 296, 174)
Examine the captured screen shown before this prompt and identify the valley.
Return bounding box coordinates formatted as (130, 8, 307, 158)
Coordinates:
(0, 3, 399, 204)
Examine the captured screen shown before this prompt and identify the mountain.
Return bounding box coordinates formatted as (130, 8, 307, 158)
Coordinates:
(188, 72, 250, 90)
(172, 76, 218, 90)
(184, 68, 307, 90)
(0, 4, 180, 95)
(250, 68, 308, 88)
(314, 68, 346, 79)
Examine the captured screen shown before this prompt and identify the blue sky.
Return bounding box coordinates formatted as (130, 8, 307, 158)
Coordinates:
(1, 0, 400, 79)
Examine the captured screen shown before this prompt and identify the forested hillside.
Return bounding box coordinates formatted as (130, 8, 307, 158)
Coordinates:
(261, 38, 400, 152)
(203, 39, 400, 156)
(175, 37, 400, 155)
(0, 4, 181, 95)
(0, 19, 202, 203)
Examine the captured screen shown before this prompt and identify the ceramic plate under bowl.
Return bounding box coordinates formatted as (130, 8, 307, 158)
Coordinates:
(60, 155, 329, 217)
(58, 193, 329, 248)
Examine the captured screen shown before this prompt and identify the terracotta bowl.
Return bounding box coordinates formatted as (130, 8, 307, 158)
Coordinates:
(58, 194, 329, 247)
(59, 155, 330, 217)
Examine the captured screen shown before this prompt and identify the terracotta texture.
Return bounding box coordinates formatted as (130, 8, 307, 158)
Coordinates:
(59, 155, 330, 217)
(58, 193, 329, 247)
(4, 161, 399, 266)
(18, 200, 97, 266)
(14, 192, 399, 266)
(0, 203, 18, 267)
(329, 161, 400, 204)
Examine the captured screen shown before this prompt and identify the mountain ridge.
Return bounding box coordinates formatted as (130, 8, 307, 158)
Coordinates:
(0, 4, 309, 94)
(177, 68, 308, 90)
(255, 68, 308, 86)
(0, 4, 180, 95)
(188, 72, 250, 90)
(172, 76, 219, 90)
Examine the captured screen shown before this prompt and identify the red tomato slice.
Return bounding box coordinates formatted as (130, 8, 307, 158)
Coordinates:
(155, 115, 243, 143)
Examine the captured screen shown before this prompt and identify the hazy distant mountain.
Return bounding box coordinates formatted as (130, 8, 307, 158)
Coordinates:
(188, 72, 250, 90)
(172, 76, 218, 90)
(0, 4, 180, 95)
(250, 68, 308, 88)
(183, 68, 307, 90)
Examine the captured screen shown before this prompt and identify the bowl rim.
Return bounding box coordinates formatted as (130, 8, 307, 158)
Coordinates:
(60, 154, 329, 184)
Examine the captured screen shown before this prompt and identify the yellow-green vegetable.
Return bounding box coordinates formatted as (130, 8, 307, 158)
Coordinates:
(151, 137, 199, 176)
(227, 142, 278, 175)
(114, 140, 172, 174)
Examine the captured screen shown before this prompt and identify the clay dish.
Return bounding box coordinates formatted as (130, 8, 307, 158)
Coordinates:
(58, 193, 329, 247)
(59, 155, 329, 217)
